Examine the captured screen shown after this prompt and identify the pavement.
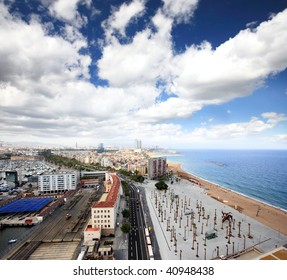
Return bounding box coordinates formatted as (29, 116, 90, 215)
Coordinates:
(139, 178, 287, 260)
(112, 196, 129, 260)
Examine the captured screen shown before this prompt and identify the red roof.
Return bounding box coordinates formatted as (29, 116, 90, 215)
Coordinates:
(92, 174, 120, 208)
(85, 225, 100, 232)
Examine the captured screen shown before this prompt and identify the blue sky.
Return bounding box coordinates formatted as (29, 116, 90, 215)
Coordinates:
(0, 0, 287, 149)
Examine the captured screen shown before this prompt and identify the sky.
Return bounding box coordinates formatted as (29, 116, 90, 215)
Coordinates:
(0, 0, 287, 149)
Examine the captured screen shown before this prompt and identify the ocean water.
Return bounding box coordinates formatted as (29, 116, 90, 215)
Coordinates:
(167, 150, 287, 211)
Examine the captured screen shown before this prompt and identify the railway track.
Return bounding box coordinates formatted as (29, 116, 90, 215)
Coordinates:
(2, 188, 98, 260)
(8, 241, 41, 260)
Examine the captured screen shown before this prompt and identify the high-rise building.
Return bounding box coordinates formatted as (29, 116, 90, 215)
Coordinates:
(147, 157, 167, 179)
(97, 143, 104, 153)
(134, 139, 142, 149)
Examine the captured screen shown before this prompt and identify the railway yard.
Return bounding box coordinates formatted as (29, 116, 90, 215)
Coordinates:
(1, 187, 103, 260)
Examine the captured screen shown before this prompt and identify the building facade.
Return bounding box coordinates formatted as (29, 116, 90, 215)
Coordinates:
(134, 139, 142, 149)
(147, 157, 167, 179)
(38, 172, 78, 193)
(91, 173, 121, 236)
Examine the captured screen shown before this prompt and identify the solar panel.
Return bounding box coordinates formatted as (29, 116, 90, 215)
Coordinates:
(0, 197, 53, 213)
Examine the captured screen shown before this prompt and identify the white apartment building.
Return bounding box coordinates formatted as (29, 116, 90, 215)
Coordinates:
(38, 172, 78, 193)
(90, 173, 121, 236)
(147, 157, 167, 179)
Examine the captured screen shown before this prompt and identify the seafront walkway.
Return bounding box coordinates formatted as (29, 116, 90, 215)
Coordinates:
(141, 178, 287, 260)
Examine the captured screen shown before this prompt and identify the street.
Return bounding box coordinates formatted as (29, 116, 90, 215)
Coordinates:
(128, 183, 148, 260)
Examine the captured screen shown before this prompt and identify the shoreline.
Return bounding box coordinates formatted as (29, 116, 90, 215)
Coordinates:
(167, 161, 287, 236)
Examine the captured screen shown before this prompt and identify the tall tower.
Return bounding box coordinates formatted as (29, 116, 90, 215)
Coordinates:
(134, 139, 142, 149)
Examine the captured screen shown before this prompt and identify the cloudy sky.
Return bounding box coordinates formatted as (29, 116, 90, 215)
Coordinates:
(1, 0, 287, 149)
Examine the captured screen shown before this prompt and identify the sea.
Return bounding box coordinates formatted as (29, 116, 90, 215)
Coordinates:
(166, 149, 287, 212)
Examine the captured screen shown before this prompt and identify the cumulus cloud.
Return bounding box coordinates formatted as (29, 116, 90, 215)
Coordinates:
(45, 0, 91, 27)
(172, 9, 287, 104)
(135, 98, 202, 122)
(98, 11, 173, 87)
(99, 7, 287, 123)
(1, 1, 287, 148)
(102, 0, 145, 39)
(162, 0, 199, 23)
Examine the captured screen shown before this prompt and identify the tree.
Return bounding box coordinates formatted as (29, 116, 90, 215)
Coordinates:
(121, 222, 131, 233)
(155, 180, 168, 190)
(131, 174, 145, 182)
(122, 209, 130, 218)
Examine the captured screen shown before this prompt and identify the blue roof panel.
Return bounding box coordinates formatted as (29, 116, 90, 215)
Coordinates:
(0, 197, 53, 213)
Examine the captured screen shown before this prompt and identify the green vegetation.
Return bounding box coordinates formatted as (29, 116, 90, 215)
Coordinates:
(121, 209, 130, 218)
(121, 222, 131, 233)
(131, 174, 145, 182)
(158, 173, 170, 181)
(155, 180, 168, 190)
(45, 154, 105, 171)
(121, 180, 130, 196)
(118, 169, 145, 183)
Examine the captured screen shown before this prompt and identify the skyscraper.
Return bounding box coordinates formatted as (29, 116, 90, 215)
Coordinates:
(134, 139, 142, 149)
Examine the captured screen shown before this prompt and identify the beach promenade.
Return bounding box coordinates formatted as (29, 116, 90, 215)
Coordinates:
(167, 162, 287, 236)
(140, 164, 287, 260)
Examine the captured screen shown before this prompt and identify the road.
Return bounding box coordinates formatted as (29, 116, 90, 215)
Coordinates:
(128, 182, 148, 260)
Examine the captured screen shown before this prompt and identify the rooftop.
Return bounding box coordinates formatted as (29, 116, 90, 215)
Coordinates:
(92, 174, 120, 208)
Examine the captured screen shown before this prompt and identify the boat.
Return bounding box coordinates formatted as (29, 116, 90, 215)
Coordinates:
(8, 239, 17, 244)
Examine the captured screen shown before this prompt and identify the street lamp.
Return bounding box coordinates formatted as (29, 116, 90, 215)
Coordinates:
(196, 242, 199, 258)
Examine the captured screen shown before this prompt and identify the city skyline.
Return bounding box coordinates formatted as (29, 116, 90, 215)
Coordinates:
(1, 0, 287, 149)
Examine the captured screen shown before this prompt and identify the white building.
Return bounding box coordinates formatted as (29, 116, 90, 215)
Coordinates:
(100, 156, 113, 168)
(38, 172, 78, 193)
(90, 173, 121, 236)
(147, 157, 167, 179)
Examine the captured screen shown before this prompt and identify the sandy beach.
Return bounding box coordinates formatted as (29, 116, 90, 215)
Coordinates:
(167, 161, 287, 236)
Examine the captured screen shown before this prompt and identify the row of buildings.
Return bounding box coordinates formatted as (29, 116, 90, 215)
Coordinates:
(52, 148, 166, 178)
(1, 151, 167, 195)
(37, 156, 166, 194)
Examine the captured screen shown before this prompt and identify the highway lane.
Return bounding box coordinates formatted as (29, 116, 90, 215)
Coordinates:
(128, 183, 148, 260)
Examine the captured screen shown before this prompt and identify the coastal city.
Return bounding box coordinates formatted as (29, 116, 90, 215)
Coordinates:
(1, 2, 287, 279)
(0, 140, 286, 260)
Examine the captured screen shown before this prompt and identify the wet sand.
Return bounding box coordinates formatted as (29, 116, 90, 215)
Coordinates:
(167, 161, 287, 236)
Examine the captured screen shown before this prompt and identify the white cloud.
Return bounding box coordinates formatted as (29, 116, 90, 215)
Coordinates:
(272, 134, 287, 142)
(99, 7, 287, 123)
(189, 112, 287, 140)
(171, 9, 287, 105)
(46, 0, 91, 27)
(162, 0, 199, 23)
(103, 0, 145, 39)
(98, 11, 173, 87)
(1, 2, 287, 149)
(0, 14, 91, 99)
(135, 98, 203, 122)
